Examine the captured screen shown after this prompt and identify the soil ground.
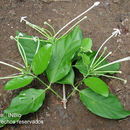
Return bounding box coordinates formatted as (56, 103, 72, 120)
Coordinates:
(0, 0, 130, 130)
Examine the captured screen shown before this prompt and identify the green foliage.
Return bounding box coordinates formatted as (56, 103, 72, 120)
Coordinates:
(0, 88, 45, 127)
(80, 38, 92, 52)
(75, 58, 88, 76)
(79, 88, 130, 119)
(57, 68, 75, 85)
(46, 26, 82, 83)
(4, 76, 33, 90)
(75, 51, 96, 76)
(16, 32, 46, 65)
(31, 44, 52, 75)
(98, 62, 120, 74)
(84, 77, 109, 97)
(75, 51, 120, 76)
(0, 19, 129, 128)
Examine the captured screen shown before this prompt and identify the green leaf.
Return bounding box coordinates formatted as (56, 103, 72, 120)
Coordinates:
(57, 68, 75, 85)
(31, 44, 52, 75)
(4, 75, 33, 90)
(0, 88, 45, 127)
(84, 77, 109, 97)
(75, 51, 120, 76)
(75, 51, 96, 76)
(75, 59, 88, 76)
(80, 38, 92, 52)
(16, 31, 46, 65)
(79, 88, 130, 119)
(46, 26, 82, 83)
(79, 53, 90, 66)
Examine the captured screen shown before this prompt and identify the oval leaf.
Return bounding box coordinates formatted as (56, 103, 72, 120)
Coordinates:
(78, 53, 90, 66)
(4, 75, 33, 90)
(0, 88, 45, 127)
(57, 68, 75, 85)
(75, 51, 97, 76)
(31, 44, 52, 75)
(79, 88, 130, 119)
(46, 26, 82, 83)
(84, 77, 109, 97)
(80, 38, 92, 52)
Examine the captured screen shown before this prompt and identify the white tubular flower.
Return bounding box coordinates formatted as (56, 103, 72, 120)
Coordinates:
(10, 36, 15, 40)
(20, 16, 27, 23)
(94, 57, 130, 71)
(90, 28, 121, 68)
(0, 61, 23, 72)
(94, 1, 100, 6)
(54, 1, 100, 37)
(4, 59, 25, 68)
(112, 28, 121, 37)
(35, 38, 40, 55)
(93, 51, 112, 69)
(19, 33, 24, 37)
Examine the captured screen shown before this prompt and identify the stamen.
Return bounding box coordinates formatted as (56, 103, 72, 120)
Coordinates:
(54, 1, 100, 37)
(93, 52, 112, 69)
(90, 28, 121, 68)
(94, 57, 130, 71)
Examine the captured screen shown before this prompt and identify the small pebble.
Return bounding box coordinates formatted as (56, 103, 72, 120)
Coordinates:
(113, 0, 120, 3)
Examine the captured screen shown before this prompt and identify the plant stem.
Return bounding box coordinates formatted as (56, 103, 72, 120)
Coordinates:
(32, 74, 62, 99)
(0, 75, 22, 80)
(49, 87, 62, 100)
(67, 74, 89, 99)
(67, 84, 81, 99)
(16, 36, 48, 42)
(4, 59, 25, 68)
(0, 61, 23, 72)
(94, 74, 127, 83)
(33, 75, 48, 87)
(44, 22, 56, 35)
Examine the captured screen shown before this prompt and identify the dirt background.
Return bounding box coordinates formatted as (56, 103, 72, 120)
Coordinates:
(0, 0, 130, 130)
